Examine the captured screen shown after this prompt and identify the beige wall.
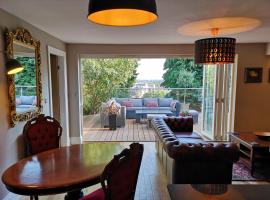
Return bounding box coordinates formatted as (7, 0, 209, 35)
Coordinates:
(235, 44, 270, 131)
(67, 43, 270, 139)
(0, 9, 65, 198)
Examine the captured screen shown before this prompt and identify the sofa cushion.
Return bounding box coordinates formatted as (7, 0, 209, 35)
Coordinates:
(115, 98, 129, 105)
(126, 107, 143, 111)
(146, 100, 158, 107)
(174, 131, 202, 139)
(122, 100, 133, 107)
(176, 137, 207, 144)
(130, 99, 143, 107)
(20, 96, 35, 105)
(16, 98, 22, 105)
(143, 98, 158, 106)
(159, 98, 173, 107)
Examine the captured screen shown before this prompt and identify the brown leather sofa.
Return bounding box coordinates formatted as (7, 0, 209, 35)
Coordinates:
(152, 117, 239, 184)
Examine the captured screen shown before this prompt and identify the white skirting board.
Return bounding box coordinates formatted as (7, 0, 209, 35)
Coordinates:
(70, 136, 82, 144)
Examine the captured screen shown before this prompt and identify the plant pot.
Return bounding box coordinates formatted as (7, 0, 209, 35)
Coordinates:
(108, 114, 117, 130)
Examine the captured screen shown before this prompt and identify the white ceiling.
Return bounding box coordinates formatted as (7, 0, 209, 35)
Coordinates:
(1, 0, 270, 44)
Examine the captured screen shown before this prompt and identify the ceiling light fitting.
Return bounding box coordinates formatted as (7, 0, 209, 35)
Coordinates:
(6, 59, 24, 75)
(87, 0, 158, 26)
(195, 28, 236, 64)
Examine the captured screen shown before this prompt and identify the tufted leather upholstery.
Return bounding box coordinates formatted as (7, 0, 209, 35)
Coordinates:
(23, 114, 62, 156)
(152, 117, 239, 184)
(164, 116, 193, 132)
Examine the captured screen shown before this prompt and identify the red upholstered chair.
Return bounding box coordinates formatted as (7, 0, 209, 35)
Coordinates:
(23, 114, 62, 156)
(80, 143, 144, 200)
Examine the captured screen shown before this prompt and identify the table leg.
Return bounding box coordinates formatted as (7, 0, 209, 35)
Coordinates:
(65, 190, 84, 200)
(30, 195, 38, 200)
(136, 115, 140, 123)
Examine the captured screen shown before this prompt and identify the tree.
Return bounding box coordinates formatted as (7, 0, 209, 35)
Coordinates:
(82, 58, 138, 115)
(161, 58, 203, 110)
(161, 58, 203, 88)
(15, 56, 36, 96)
(143, 90, 168, 98)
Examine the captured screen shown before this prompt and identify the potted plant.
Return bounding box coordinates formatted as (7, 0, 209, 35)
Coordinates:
(105, 100, 120, 130)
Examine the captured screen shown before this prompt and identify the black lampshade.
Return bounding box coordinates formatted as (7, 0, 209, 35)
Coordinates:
(88, 0, 158, 26)
(195, 37, 236, 64)
(6, 59, 24, 75)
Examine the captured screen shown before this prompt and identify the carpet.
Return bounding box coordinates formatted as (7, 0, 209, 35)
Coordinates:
(232, 159, 270, 181)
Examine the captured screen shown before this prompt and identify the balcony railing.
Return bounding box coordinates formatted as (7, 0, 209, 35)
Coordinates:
(15, 85, 36, 96)
(111, 87, 203, 111)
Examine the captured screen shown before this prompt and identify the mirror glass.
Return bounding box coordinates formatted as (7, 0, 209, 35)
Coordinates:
(13, 43, 37, 113)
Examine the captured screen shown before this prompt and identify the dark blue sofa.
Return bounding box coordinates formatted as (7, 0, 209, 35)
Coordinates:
(115, 98, 181, 119)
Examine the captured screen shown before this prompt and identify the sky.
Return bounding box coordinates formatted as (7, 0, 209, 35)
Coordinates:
(136, 58, 166, 80)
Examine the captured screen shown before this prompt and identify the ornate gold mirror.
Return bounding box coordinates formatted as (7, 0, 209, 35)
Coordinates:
(5, 27, 42, 127)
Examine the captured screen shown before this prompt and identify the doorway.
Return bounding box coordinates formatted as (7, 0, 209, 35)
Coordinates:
(48, 46, 70, 146)
(201, 59, 238, 140)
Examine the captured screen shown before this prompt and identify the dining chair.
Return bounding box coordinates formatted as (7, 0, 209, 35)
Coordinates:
(80, 143, 144, 200)
(23, 114, 62, 156)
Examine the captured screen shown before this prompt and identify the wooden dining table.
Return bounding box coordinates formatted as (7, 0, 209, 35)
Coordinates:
(1, 142, 126, 200)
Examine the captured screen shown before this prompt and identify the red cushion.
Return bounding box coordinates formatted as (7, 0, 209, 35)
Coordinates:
(16, 98, 22, 105)
(146, 101, 158, 107)
(122, 100, 133, 107)
(80, 188, 105, 200)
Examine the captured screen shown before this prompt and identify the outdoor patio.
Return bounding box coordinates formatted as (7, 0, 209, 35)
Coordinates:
(83, 113, 202, 142)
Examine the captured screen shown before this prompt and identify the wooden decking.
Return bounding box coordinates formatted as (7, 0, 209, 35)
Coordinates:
(83, 113, 202, 142)
(83, 117, 156, 142)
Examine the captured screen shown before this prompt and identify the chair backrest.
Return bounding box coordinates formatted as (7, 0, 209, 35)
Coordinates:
(101, 143, 144, 200)
(23, 114, 62, 156)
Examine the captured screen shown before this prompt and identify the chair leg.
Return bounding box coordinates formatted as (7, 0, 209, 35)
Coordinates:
(30, 195, 38, 200)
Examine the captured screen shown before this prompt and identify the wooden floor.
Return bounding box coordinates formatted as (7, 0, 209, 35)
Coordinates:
(7, 142, 170, 200)
(83, 118, 156, 142)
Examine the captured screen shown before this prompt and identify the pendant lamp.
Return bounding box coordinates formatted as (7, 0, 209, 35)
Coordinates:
(195, 28, 236, 64)
(6, 59, 24, 75)
(88, 0, 158, 26)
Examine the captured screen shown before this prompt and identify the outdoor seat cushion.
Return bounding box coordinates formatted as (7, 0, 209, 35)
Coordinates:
(80, 188, 105, 200)
(143, 98, 158, 106)
(129, 99, 143, 107)
(20, 96, 35, 105)
(158, 98, 173, 107)
(115, 98, 129, 105)
(126, 107, 143, 111)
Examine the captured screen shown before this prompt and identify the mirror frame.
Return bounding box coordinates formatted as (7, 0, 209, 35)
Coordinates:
(5, 27, 42, 127)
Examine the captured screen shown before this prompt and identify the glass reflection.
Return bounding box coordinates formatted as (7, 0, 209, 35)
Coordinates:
(13, 43, 37, 113)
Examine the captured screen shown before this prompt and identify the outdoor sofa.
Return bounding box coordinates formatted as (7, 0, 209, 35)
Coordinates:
(114, 98, 181, 119)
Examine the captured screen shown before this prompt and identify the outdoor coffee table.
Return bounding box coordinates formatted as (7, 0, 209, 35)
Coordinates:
(135, 109, 173, 123)
(229, 132, 270, 176)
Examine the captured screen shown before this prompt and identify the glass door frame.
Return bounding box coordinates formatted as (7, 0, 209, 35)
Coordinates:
(201, 56, 238, 140)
